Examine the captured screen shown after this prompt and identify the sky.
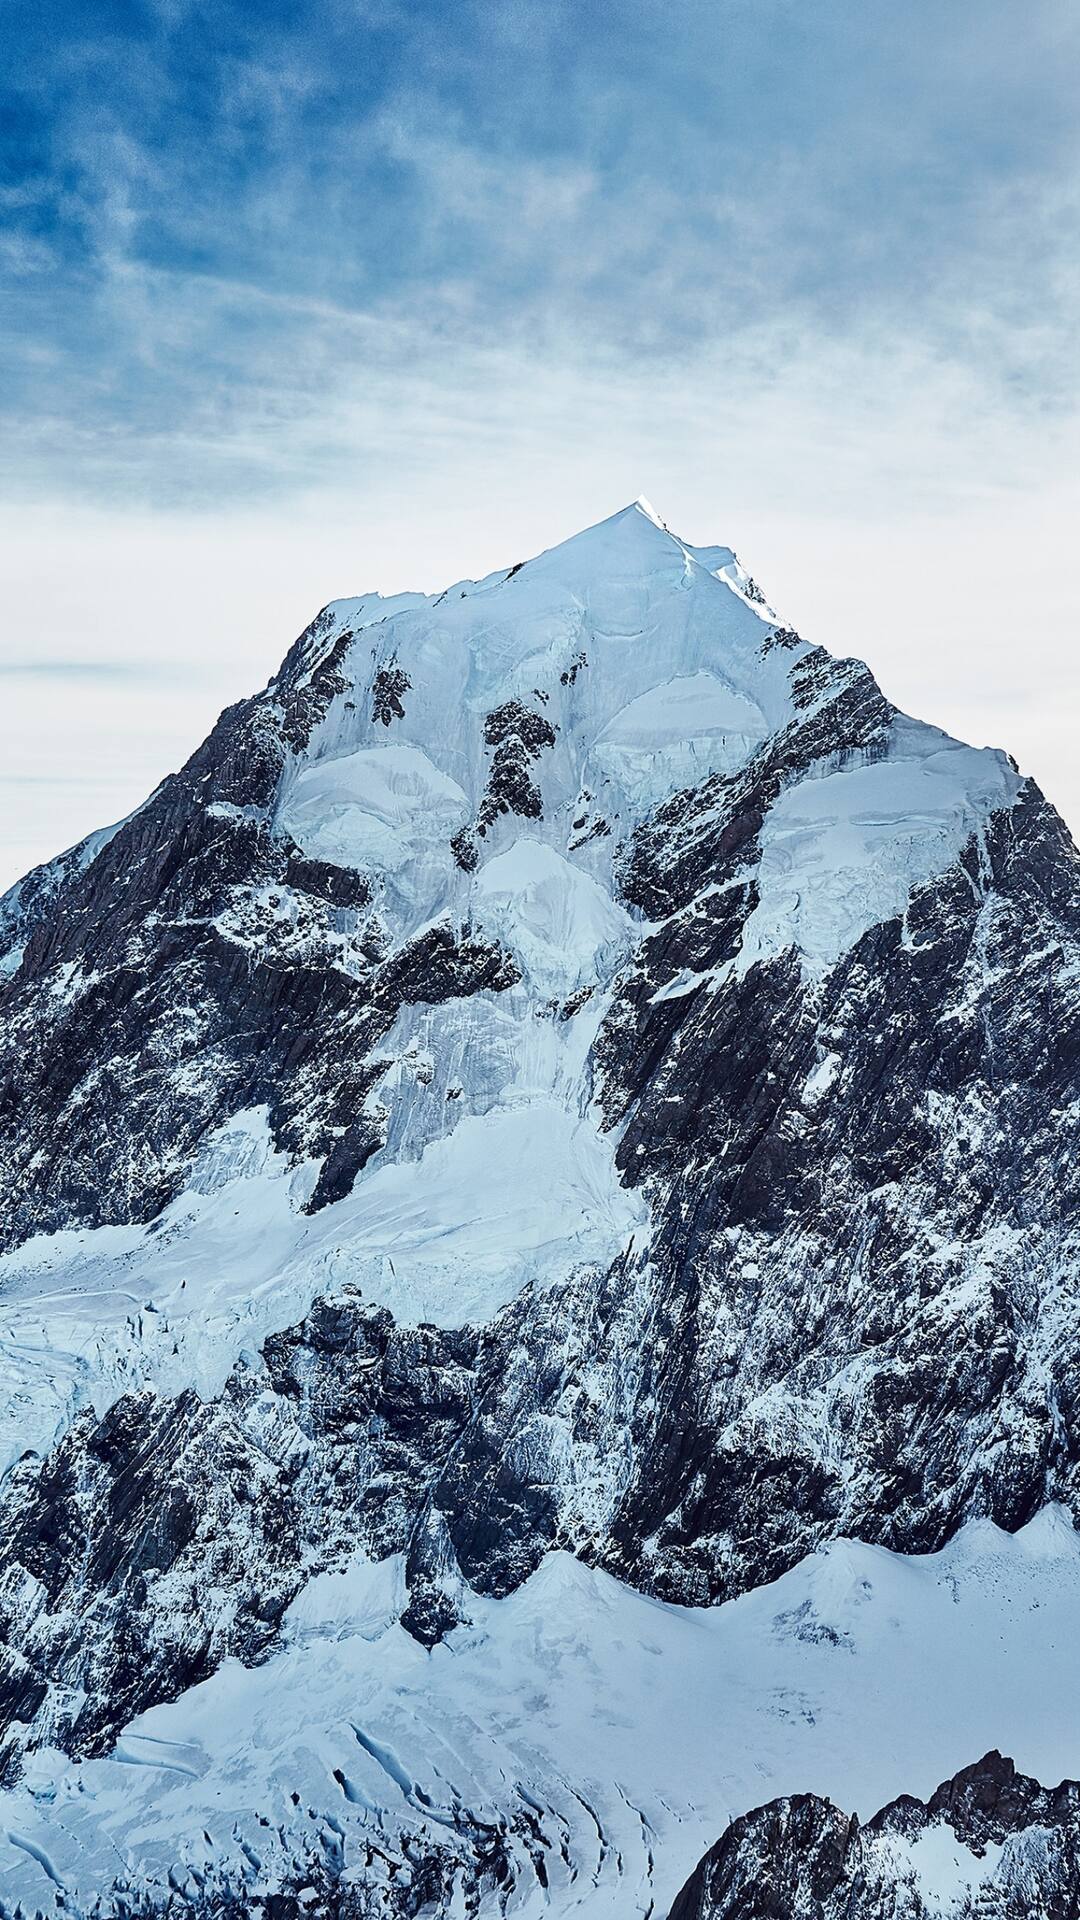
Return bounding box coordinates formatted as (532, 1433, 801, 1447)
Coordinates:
(1, 0, 1079, 887)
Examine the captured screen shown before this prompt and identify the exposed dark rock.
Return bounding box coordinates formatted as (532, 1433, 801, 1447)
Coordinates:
(669, 1753, 1080, 1919)
(450, 825, 479, 871)
(476, 700, 557, 833)
(371, 663, 411, 727)
(762, 623, 803, 653)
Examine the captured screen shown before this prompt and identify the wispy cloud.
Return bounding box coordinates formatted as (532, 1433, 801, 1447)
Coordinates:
(0, 659, 186, 679)
(2, 0, 1078, 509)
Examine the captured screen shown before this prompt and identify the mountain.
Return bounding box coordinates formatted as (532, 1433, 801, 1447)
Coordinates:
(0, 498, 1078, 1916)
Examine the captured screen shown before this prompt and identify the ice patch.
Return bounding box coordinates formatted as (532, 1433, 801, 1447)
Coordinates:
(278, 743, 468, 873)
(802, 1051, 841, 1106)
(471, 839, 633, 997)
(590, 670, 768, 807)
(740, 720, 1022, 977)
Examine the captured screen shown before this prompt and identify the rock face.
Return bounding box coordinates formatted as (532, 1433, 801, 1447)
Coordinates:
(669, 1753, 1080, 1919)
(0, 499, 1079, 1913)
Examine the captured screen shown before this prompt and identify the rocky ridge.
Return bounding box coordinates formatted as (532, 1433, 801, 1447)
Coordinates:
(670, 1753, 1080, 1920)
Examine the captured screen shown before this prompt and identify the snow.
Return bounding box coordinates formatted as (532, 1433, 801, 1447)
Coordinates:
(739, 718, 1023, 977)
(278, 743, 468, 874)
(0, 1079, 643, 1471)
(886, 1823, 1003, 1908)
(2, 1510, 1078, 1914)
(0, 812, 134, 975)
(0, 502, 1038, 1504)
(471, 839, 633, 996)
(802, 1050, 841, 1106)
(281, 506, 1023, 995)
(589, 670, 769, 808)
(291, 502, 800, 879)
(265, 508, 797, 955)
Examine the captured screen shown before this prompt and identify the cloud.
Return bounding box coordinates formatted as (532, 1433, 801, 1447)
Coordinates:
(0, 659, 185, 679)
(2, 0, 1078, 513)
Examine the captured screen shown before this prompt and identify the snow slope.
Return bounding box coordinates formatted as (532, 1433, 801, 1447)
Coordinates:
(0, 1074, 643, 1472)
(739, 717, 1021, 977)
(1, 1511, 1078, 1915)
(470, 838, 634, 995)
(279, 743, 470, 875)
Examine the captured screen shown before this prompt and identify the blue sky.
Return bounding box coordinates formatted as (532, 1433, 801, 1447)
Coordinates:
(4, 0, 1078, 503)
(2, 0, 1079, 880)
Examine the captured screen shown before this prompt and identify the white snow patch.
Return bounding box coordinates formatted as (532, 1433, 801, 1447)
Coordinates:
(740, 720, 1022, 977)
(278, 743, 468, 873)
(802, 1051, 841, 1106)
(589, 670, 768, 808)
(0, 1091, 643, 1472)
(887, 1822, 1003, 1909)
(471, 839, 633, 997)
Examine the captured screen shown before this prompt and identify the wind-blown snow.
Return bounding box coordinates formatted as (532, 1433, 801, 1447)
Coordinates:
(2, 1510, 1078, 1914)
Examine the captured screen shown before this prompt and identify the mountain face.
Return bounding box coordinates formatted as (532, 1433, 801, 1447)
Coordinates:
(0, 499, 1079, 1916)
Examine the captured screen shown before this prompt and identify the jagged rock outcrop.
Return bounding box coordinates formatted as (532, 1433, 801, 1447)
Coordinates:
(0, 608, 518, 1246)
(670, 1753, 1080, 1918)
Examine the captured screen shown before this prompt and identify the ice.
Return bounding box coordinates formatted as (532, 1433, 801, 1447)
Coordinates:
(589, 670, 769, 808)
(2, 1511, 1078, 1914)
(0, 1085, 644, 1471)
(802, 1050, 841, 1106)
(0, 502, 1036, 1490)
(739, 717, 1022, 977)
(278, 742, 469, 874)
(471, 838, 633, 996)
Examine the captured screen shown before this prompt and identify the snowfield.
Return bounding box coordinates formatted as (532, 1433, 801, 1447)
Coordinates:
(2, 1512, 1079, 1914)
(0, 1078, 644, 1474)
(739, 718, 1021, 977)
(280, 743, 470, 876)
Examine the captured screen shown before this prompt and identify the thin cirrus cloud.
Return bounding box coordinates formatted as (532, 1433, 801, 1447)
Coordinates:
(1, 0, 1079, 884)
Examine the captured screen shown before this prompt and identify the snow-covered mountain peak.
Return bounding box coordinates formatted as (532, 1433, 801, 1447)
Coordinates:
(0, 503, 1079, 1918)
(259, 502, 812, 971)
(310, 499, 770, 689)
